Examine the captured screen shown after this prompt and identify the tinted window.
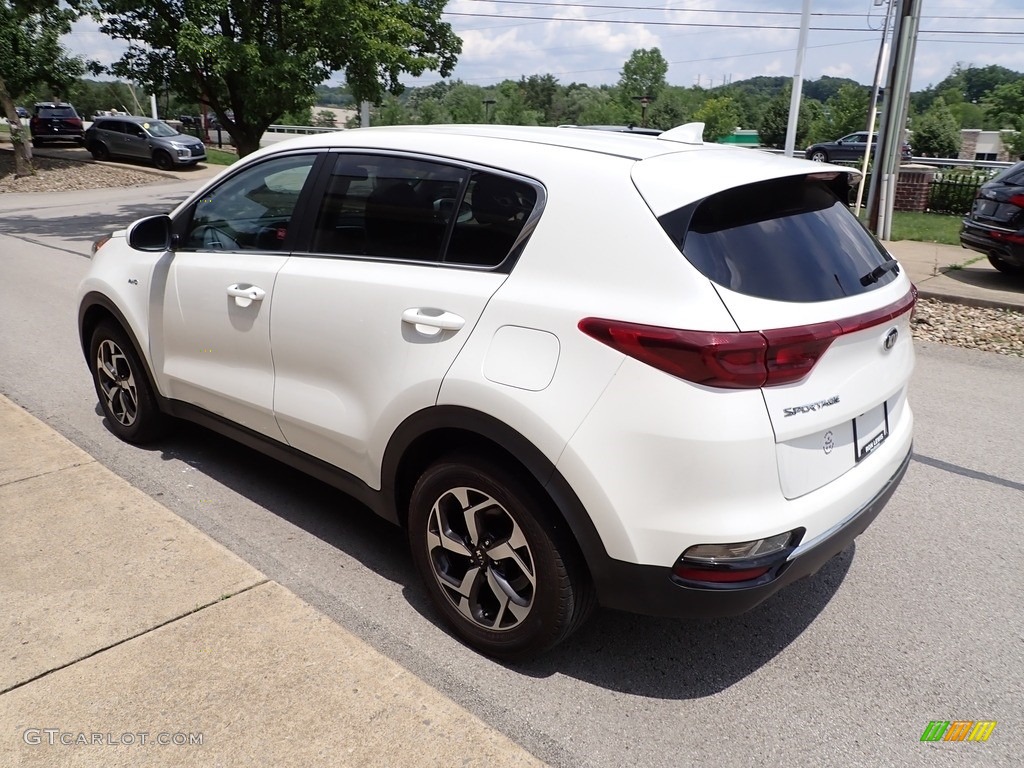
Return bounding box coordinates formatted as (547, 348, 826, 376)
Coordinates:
(98, 121, 125, 133)
(446, 171, 538, 267)
(181, 155, 316, 252)
(991, 162, 1024, 187)
(141, 120, 179, 137)
(38, 106, 76, 118)
(659, 177, 897, 302)
(311, 154, 467, 261)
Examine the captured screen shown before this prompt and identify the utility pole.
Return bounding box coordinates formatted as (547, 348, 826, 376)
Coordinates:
(784, 0, 813, 158)
(866, 0, 922, 239)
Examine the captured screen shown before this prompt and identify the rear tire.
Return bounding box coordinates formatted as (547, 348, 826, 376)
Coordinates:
(987, 252, 1024, 276)
(408, 455, 594, 661)
(89, 321, 169, 444)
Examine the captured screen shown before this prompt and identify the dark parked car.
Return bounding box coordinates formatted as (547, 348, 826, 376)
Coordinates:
(30, 102, 84, 146)
(16, 106, 29, 119)
(85, 115, 207, 170)
(805, 132, 912, 164)
(959, 161, 1024, 275)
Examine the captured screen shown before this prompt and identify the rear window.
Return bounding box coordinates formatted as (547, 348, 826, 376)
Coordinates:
(990, 162, 1024, 186)
(659, 177, 897, 302)
(38, 106, 77, 118)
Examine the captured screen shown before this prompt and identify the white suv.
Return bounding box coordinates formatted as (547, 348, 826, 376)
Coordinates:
(78, 124, 915, 660)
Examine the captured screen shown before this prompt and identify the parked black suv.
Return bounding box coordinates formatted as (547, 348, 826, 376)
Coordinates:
(30, 102, 85, 146)
(960, 161, 1024, 275)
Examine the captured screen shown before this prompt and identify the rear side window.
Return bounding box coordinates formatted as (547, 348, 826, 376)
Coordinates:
(659, 177, 897, 302)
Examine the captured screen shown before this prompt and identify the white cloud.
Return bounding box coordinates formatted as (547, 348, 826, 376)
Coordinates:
(65, 2, 1024, 93)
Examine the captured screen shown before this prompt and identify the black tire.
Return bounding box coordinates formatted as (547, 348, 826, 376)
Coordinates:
(987, 252, 1024, 276)
(31, 138, 42, 148)
(408, 454, 594, 661)
(153, 150, 173, 171)
(88, 321, 169, 444)
(91, 143, 110, 161)
(809, 149, 829, 163)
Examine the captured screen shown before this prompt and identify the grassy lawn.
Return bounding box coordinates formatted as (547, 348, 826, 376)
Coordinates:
(887, 210, 962, 245)
(204, 147, 237, 165)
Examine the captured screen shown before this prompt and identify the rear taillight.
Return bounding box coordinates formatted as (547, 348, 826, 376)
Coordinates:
(1007, 194, 1024, 208)
(579, 290, 916, 389)
(68, 117, 83, 127)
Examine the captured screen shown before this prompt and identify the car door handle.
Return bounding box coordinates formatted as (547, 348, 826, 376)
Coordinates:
(227, 283, 266, 308)
(402, 308, 465, 332)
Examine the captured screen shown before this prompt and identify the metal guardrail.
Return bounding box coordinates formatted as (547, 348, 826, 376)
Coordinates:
(265, 124, 344, 134)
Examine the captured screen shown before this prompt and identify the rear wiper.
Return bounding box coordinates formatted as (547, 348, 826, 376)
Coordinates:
(860, 260, 900, 286)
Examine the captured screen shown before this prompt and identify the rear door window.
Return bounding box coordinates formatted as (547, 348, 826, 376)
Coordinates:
(659, 176, 898, 302)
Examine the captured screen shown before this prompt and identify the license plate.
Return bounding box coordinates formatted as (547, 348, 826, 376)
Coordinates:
(853, 401, 889, 463)
(976, 200, 997, 216)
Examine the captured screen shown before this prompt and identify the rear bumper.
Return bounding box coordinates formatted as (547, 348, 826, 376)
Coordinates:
(960, 221, 1024, 266)
(591, 445, 912, 618)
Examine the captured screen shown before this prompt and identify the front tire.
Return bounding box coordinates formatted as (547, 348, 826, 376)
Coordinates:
(91, 143, 110, 161)
(153, 150, 173, 171)
(809, 149, 828, 162)
(89, 321, 168, 444)
(408, 455, 594, 661)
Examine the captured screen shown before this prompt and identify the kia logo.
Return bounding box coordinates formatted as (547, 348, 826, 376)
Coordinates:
(883, 328, 899, 351)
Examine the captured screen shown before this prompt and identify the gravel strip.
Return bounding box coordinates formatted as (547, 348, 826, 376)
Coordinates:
(1, 152, 164, 193)
(912, 298, 1024, 357)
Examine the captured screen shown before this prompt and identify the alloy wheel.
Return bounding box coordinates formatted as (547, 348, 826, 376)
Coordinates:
(95, 339, 139, 427)
(425, 486, 536, 631)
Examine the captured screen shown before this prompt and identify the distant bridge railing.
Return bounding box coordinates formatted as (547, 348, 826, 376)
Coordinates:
(265, 124, 345, 134)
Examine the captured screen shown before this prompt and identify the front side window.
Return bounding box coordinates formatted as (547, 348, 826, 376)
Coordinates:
(659, 176, 898, 302)
(180, 154, 316, 252)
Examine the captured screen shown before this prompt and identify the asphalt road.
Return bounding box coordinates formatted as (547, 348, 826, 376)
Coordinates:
(1, 180, 1021, 767)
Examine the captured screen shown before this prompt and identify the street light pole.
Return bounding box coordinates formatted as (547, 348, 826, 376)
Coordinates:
(632, 95, 652, 128)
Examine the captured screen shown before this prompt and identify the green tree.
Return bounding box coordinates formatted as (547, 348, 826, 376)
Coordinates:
(646, 87, 694, 131)
(519, 74, 558, 124)
(313, 108, 337, 127)
(694, 96, 740, 142)
(444, 82, 485, 123)
(97, 0, 461, 155)
(494, 80, 537, 125)
(1, 0, 87, 176)
(415, 97, 448, 125)
(374, 94, 410, 126)
(982, 80, 1024, 130)
(807, 83, 870, 143)
(618, 48, 668, 116)
(910, 98, 961, 157)
(757, 86, 812, 148)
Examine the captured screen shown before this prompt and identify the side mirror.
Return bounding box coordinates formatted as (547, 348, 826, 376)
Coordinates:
(127, 214, 173, 252)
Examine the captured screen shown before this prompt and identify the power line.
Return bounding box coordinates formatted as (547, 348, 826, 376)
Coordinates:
(445, 11, 1024, 35)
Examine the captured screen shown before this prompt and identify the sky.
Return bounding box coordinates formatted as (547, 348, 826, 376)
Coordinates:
(65, 1, 1024, 95)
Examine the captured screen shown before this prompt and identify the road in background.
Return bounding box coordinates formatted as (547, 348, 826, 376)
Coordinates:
(1, 180, 1021, 766)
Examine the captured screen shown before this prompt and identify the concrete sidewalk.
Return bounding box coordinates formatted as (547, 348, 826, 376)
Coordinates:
(883, 239, 1024, 312)
(0, 394, 544, 768)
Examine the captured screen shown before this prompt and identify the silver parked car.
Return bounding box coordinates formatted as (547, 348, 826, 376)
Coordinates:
(85, 116, 207, 170)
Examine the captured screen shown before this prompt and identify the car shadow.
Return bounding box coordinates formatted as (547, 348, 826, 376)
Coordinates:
(941, 264, 1024, 294)
(97, 412, 853, 698)
(1, 200, 188, 248)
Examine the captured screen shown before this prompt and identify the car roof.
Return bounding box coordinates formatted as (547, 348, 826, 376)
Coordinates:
(258, 124, 728, 163)
(35, 102, 73, 107)
(95, 115, 160, 123)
